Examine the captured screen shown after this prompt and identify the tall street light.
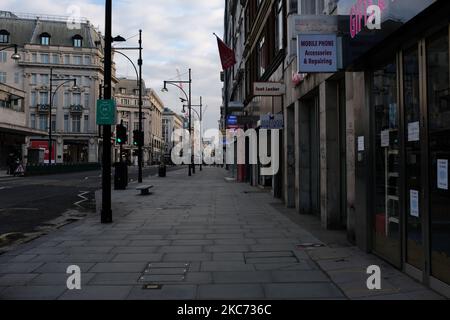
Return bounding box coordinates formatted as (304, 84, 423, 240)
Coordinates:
(113, 30, 144, 183)
(183, 96, 203, 172)
(48, 67, 79, 165)
(162, 69, 192, 176)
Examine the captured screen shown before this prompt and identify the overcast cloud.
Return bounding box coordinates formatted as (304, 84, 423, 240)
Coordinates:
(1, 0, 224, 129)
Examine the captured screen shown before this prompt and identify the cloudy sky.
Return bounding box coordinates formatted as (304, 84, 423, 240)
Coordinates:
(1, 0, 224, 129)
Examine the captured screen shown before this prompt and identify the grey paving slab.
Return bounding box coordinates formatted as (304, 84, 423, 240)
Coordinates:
(6, 255, 38, 263)
(57, 241, 88, 247)
(126, 235, 166, 240)
(197, 284, 264, 300)
(166, 234, 206, 240)
(212, 253, 244, 261)
(171, 240, 214, 246)
(246, 257, 300, 264)
(87, 240, 132, 247)
(110, 246, 158, 254)
(34, 263, 95, 273)
(264, 283, 345, 299)
(157, 246, 203, 253)
(213, 239, 257, 245)
(270, 270, 330, 283)
(205, 234, 245, 240)
(30, 255, 67, 263)
(62, 254, 116, 263)
(204, 245, 250, 253)
(65, 247, 114, 254)
(254, 262, 316, 271)
(88, 273, 141, 285)
(184, 272, 213, 284)
(112, 253, 163, 262)
(90, 262, 147, 273)
(201, 262, 255, 272)
(130, 240, 171, 247)
(23, 247, 65, 255)
(0, 263, 43, 274)
(213, 271, 272, 284)
(126, 285, 197, 300)
(0, 286, 66, 300)
(30, 273, 96, 286)
(0, 273, 39, 286)
(59, 286, 133, 300)
(163, 253, 212, 262)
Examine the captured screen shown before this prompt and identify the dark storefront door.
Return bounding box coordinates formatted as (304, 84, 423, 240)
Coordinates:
(372, 60, 402, 268)
(426, 29, 450, 286)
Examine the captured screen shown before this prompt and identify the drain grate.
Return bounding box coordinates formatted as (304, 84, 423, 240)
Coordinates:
(139, 262, 190, 284)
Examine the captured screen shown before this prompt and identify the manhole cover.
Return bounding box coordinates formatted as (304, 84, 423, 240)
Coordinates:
(139, 262, 190, 284)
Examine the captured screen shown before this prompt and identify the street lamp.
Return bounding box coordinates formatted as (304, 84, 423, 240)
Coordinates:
(182, 96, 203, 172)
(162, 69, 193, 176)
(113, 30, 144, 183)
(0, 44, 21, 60)
(48, 67, 78, 166)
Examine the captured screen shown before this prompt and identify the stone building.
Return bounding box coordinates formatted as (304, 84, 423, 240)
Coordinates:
(0, 11, 114, 164)
(115, 78, 164, 165)
(162, 107, 184, 163)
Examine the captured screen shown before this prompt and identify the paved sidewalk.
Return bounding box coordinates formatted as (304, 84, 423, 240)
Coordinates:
(0, 167, 445, 300)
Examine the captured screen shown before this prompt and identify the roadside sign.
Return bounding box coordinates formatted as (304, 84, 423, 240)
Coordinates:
(253, 82, 286, 96)
(298, 34, 337, 73)
(96, 99, 116, 125)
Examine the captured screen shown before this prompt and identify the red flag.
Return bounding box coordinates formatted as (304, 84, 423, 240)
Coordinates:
(215, 33, 236, 70)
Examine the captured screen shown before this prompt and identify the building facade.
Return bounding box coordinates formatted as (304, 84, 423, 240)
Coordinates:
(0, 11, 111, 164)
(115, 79, 164, 165)
(162, 107, 184, 163)
(222, 0, 450, 297)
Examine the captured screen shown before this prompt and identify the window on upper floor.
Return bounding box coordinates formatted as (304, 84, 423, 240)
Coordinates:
(275, 0, 284, 53)
(41, 53, 49, 64)
(258, 36, 267, 78)
(299, 0, 325, 15)
(40, 33, 51, 46)
(73, 35, 83, 48)
(73, 55, 82, 65)
(0, 30, 9, 43)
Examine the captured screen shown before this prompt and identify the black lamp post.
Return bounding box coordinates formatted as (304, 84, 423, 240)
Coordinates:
(162, 69, 192, 176)
(48, 67, 79, 165)
(113, 30, 144, 183)
(183, 96, 203, 172)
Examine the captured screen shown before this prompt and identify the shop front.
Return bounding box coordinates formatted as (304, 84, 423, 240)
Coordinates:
(351, 1, 450, 296)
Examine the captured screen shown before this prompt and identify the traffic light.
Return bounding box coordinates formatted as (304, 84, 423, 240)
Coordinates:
(116, 124, 127, 145)
(133, 130, 144, 147)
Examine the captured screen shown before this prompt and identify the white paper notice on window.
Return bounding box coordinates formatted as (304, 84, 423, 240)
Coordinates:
(408, 122, 420, 142)
(358, 136, 365, 152)
(381, 130, 390, 147)
(437, 159, 448, 190)
(410, 190, 419, 218)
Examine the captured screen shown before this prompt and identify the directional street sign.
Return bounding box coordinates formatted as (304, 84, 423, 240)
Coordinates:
(96, 99, 117, 125)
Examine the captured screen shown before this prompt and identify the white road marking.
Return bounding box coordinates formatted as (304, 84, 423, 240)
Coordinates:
(74, 191, 90, 209)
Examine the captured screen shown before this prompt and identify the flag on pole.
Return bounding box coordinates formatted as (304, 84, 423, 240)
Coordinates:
(214, 33, 236, 70)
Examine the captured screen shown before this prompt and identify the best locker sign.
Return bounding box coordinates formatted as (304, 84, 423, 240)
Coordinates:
(298, 34, 338, 73)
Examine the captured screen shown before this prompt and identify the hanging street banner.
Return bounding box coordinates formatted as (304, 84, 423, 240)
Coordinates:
(298, 34, 338, 73)
(96, 99, 117, 125)
(253, 82, 286, 96)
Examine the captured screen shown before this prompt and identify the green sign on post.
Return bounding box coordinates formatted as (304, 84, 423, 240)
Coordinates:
(96, 99, 117, 125)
